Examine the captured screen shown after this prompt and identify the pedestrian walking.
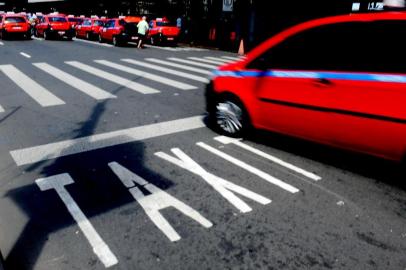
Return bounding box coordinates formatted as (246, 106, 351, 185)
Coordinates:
(137, 16, 149, 49)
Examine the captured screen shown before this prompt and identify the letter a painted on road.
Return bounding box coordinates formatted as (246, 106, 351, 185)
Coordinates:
(109, 162, 213, 242)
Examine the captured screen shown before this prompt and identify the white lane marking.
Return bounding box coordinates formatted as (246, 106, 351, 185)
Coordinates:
(0, 65, 65, 107)
(33, 63, 117, 100)
(0, 104, 4, 112)
(214, 136, 322, 181)
(145, 58, 212, 75)
(94, 60, 197, 90)
(0, 41, 4, 45)
(155, 148, 271, 213)
(36, 174, 118, 268)
(197, 142, 300, 194)
(65, 61, 160, 94)
(204, 57, 234, 63)
(143, 44, 178, 51)
(188, 57, 224, 66)
(10, 115, 205, 166)
(20, 52, 31, 59)
(167, 58, 217, 69)
(222, 56, 243, 61)
(73, 37, 114, 47)
(121, 59, 210, 83)
(109, 162, 213, 242)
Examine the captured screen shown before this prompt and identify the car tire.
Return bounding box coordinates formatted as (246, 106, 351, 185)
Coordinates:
(98, 34, 103, 43)
(1, 30, 6, 40)
(113, 36, 120, 46)
(211, 95, 250, 137)
(86, 32, 91, 40)
(44, 31, 49, 40)
(150, 36, 155, 45)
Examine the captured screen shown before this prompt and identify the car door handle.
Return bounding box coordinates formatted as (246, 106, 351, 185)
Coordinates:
(313, 78, 333, 87)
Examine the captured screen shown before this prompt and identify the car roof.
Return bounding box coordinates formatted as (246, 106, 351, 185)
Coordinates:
(246, 12, 406, 62)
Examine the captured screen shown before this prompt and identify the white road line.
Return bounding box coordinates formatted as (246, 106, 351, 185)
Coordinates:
(222, 56, 243, 61)
(214, 136, 322, 181)
(0, 65, 65, 107)
(20, 52, 31, 58)
(33, 63, 117, 100)
(36, 174, 118, 268)
(73, 37, 114, 47)
(121, 59, 210, 83)
(94, 60, 197, 90)
(167, 58, 217, 69)
(0, 104, 4, 113)
(0, 41, 4, 45)
(65, 61, 160, 94)
(145, 58, 212, 75)
(204, 57, 234, 63)
(188, 57, 225, 65)
(197, 142, 300, 194)
(10, 115, 205, 166)
(143, 44, 178, 51)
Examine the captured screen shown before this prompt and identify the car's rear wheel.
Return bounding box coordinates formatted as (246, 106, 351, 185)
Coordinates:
(43, 31, 49, 40)
(98, 34, 103, 43)
(86, 32, 91, 40)
(113, 36, 120, 46)
(150, 36, 155, 45)
(212, 96, 249, 137)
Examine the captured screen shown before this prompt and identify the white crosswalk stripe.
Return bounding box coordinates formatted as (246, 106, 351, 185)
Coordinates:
(188, 57, 225, 65)
(121, 59, 210, 83)
(0, 64, 65, 107)
(144, 44, 208, 52)
(33, 63, 117, 100)
(65, 61, 160, 94)
(94, 60, 197, 90)
(145, 58, 212, 75)
(222, 56, 243, 61)
(167, 58, 217, 69)
(204, 57, 235, 63)
(0, 104, 4, 113)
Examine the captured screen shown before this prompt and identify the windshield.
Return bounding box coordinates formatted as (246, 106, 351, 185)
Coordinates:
(156, 21, 176, 27)
(5, 17, 26, 23)
(94, 20, 104, 26)
(49, 17, 67, 23)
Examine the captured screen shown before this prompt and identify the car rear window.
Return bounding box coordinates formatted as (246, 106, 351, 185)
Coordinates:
(156, 21, 176, 27)
(49, 17, 67, 23)
(5, 17, 26, 23)
(94, 20, 104, 26)
(68, 18, 82, 23)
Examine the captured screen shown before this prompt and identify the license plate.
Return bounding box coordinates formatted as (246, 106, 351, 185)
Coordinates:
(131, 36, 139, 40)
(58, 31, 65, 35)
(13, 27, 22, 29)
(167, 37, 174, 41)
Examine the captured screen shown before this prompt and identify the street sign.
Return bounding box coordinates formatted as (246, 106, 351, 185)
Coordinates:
(223, 0, 233, 12)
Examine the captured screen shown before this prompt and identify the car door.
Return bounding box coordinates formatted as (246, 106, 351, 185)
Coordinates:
(327, 20, 406, 160)
(106, 20, 116, 40)
(37, 17, 46, 35)
(101, 20, 112, 39)
(244, 24, 340, 144)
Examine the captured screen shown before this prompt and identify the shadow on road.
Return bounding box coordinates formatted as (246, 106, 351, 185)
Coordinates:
(3, 82, 175, 269)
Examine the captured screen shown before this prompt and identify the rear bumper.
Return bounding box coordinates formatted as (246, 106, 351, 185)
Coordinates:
(151, 33, 178, 43)
(48, 29, 75, 38)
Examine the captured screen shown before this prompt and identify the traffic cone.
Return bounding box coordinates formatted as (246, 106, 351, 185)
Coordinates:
(238, 39, 245, 55)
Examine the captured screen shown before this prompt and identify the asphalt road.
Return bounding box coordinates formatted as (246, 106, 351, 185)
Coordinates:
(0, 37, 405, 270)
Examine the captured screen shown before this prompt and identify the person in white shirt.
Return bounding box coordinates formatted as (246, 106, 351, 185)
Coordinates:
(137, 16, 149, 49)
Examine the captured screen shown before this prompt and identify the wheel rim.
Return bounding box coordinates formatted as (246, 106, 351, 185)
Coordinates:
(86, 33, 90, 39)
(113, 37, 117, 45)
(215, 101, 243, 134)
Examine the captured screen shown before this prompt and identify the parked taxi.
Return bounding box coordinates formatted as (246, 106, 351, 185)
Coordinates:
(207, 12, 406, 162)
(75, 17, 106, 40)
(148, 18, 180, 45)
(35, 14, 75, 40)
(98, 16, 140, 46)
(0, 13, 31, 39)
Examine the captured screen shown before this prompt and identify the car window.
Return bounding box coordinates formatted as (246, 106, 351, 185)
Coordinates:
(156, 21, 176, 27)
(49, 17, 67, 23)
(83, 19, 91, 26)
(119, 19, 126, 26)
(149, 21, 154, 28)
(94, 20, 104, 26)
(247, 21, 406, 74)
(5, 16, 26, 23)
(105, 20, 114, 28)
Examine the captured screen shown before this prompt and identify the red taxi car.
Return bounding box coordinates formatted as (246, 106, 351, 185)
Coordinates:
(75, 17, 106, 40)
(148, 18, 180, 45)
(0, 13, 31, 39)
(98, 17, 140, 46)
(35, 14, 74, 40)
(207, 12, 406, 162)
(67, 15, 83, 28)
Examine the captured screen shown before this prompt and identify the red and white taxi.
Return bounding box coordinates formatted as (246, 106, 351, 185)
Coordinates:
(0, 13, 31, 39)
(148, 18, 180, 45)
(75, 17, 106, 40)
(207, 12, 406, 162)
(35, 14, 75, 40)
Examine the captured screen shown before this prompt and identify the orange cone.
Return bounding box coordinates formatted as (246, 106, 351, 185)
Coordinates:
(238, 39, 245, 55)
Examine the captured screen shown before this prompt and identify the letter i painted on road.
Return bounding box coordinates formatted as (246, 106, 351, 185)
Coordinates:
(155, 148, 271, 213)
(35, 174, 118, 268)
(108, 162, 213, 242)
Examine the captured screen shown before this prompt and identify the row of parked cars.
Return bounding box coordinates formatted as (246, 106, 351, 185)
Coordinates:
(0, 12, 181, 46)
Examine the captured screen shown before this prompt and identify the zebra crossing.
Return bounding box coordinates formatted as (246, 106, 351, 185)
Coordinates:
(0, 55, 243, 112)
